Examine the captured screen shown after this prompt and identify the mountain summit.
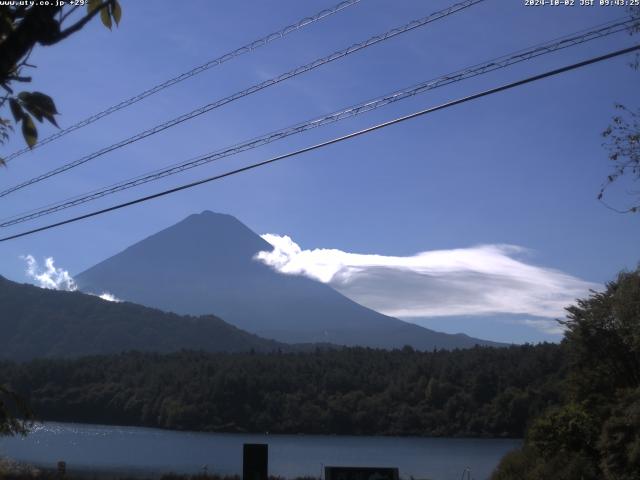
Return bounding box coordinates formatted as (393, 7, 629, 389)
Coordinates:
(76, 211, 500, 349)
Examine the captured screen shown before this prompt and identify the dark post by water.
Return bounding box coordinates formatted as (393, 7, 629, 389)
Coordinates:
(243, 444, 268, 480)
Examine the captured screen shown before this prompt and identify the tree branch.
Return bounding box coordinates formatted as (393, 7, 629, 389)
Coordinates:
(56, 1, 112, 42)
(0, 2, 111, 84)
(0, 7, 62, 84)
(59, 5, 81, 23)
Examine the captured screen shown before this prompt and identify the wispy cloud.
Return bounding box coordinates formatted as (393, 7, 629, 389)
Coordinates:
(22, 255, 76, 291)
(255, 234, 599, 331)
(97, 292, 121, 303)
(21, 255, 121, 303)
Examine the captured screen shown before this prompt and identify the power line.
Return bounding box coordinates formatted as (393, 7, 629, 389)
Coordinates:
(0, 0, 485, 199)
(2, 0, 363, 163)
(0, 16, 634, 228)
(1, 43, 637, 243)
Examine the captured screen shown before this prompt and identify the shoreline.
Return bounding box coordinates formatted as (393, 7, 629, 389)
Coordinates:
(22, 421, 524, 441)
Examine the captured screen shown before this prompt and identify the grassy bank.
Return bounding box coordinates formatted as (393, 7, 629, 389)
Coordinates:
(0, 461, 321, 480)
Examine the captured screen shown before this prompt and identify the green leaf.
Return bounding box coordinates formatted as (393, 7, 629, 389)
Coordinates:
(9, 98, 23, 122)
(21, 114, 37, 148)
(28, 91, 59, 115)
(100, 5, 112, 29)
(43, 112, 59, 128)
(17, 91, 60, 126)
(23, 105, 44, 122)
(87, 0, 101, 12)
(111, 0, 122, 26)
(21, 99, 44, 122)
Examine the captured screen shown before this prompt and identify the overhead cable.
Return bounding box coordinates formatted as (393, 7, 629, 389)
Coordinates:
(0, 16, 634, 228)
(2, 0, 363, 163)
(0, 0, 485, 198)
(1, 43, 637, 243)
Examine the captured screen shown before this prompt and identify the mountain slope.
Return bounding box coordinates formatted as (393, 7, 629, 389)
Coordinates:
(0, 275, 284, 361)
(76, 211, 502, 349)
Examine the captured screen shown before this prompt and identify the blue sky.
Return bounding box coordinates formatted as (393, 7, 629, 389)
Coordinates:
(1, 0, 638, 343)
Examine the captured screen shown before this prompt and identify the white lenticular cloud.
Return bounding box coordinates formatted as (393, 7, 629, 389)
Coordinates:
(255, 234, 600, 328)
(21, 255, 121, 302)
(523, 318, 565, 335)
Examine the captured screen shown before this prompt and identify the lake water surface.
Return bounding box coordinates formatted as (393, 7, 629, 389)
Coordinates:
(0, 422, 520, 480)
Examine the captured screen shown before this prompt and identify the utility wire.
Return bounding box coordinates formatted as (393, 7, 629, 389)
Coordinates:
(0, 16, 634, 228)
(2, 0, 362, 163)
(0, 0, 485, 199)
(1, 44, 637, 243)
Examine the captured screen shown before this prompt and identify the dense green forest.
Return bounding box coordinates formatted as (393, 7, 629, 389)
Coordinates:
(492, 269, 640, 480)
(0, 343, 564, 438)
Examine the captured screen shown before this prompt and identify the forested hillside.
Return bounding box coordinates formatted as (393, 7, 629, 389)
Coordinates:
(0, 343, 564, 437)
(0, 276, 284, 360)
(492, 269, 640, 480)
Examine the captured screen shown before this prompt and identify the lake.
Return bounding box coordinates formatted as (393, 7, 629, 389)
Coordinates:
(0, 422, 520, 480)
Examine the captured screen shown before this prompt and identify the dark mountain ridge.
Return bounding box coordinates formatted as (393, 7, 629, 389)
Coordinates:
(76, 211, 502, 350)
(0, 275, 284, 361)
